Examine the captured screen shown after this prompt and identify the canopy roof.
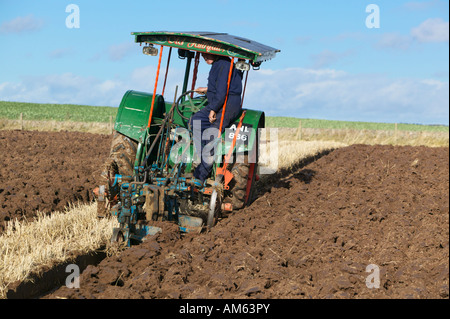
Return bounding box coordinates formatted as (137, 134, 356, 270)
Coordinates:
(131, 31, 280, 63)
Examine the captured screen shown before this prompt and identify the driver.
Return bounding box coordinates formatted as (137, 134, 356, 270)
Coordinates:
(190, 52, 243, 187)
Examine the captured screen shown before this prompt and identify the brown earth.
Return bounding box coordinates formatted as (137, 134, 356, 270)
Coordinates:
(30, 137, 446, 299)
(0, 130, 448, 299)
(0, 130, 111, 233)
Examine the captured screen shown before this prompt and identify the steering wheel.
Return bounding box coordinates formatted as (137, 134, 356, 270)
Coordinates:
(176, 90, 208, 121)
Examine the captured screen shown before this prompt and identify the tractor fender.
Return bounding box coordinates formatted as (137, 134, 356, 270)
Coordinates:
(114, 90, 165, 143)
(223, 108, 265, 156)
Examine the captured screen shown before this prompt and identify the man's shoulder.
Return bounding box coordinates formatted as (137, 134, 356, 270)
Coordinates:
(214, 56, 231, 66)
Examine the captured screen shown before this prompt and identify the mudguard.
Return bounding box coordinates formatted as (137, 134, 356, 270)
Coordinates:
(114, 90, 165, 142)
(223, 108, 265, 155)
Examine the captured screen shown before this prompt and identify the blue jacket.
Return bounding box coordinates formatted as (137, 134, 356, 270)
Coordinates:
(205, 56, 243, 116)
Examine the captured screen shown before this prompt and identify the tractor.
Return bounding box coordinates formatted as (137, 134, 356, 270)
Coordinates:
(94, 31, 279, 246)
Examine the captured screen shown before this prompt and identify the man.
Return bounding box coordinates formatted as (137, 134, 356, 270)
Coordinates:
(190, 53, 243, 186)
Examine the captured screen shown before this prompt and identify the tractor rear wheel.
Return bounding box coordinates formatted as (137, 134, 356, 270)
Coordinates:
(226, 156, 258, 210)
(97, 130, 138, 217)
(106, 130, 138, 177)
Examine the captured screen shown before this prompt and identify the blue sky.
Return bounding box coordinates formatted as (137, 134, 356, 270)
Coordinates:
(0, 0, 448, 125)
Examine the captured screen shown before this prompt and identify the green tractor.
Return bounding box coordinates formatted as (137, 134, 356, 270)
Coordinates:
(95, 31, 279, 246)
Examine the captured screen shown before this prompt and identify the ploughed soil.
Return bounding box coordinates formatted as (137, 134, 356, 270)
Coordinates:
(1, 130, 448, 298)
(0, 130, 110, 234)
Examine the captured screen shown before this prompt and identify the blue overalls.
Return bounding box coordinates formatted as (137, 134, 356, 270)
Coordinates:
(190, 56, 243, 183)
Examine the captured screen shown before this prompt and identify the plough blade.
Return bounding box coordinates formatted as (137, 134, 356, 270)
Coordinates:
(112, 225, 162, 247)
(178, 215, 203, 234)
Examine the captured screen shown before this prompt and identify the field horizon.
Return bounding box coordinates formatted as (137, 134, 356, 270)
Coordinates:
(0, 100, 448, 131)
(1, 100, 448, 147)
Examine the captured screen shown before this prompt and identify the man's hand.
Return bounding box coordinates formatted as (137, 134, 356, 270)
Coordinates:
(195, 87, 207, 94)
(209, 110, 216, 123)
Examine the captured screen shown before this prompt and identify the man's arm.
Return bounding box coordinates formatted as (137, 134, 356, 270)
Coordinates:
(206, 59, 230, 113)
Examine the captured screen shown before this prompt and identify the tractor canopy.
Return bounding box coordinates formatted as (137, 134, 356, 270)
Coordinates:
(131, 31, 280, 64)
(114, 31, 279, 162)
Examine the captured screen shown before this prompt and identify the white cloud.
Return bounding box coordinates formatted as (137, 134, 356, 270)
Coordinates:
(131, 64, 204, 95)
(411, 18, 449, 43)
(48, 48, 74, 59)
(244, 68, 449, 125)
(87, 42, 138, 62)
(0, 73, 125, 106)
(294, 36, 312, 45)
(376, 33, 413, 50)
(108, 42, 136, 61)
(403, 0, 442, 11)
(0, 67, 448, 125)
(0, 65, 195, 107)
(0, 14, 44, 34)
(375, 18, 449, 51)
(309, 50, 355, 68)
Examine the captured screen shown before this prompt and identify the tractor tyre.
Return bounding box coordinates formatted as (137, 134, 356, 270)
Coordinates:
(227, 157, 258, 210)
(106, 130, 138, 177)
(97, 130, 138, 217)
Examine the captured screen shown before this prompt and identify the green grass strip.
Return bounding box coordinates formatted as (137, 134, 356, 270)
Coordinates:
(0, 101, 117, 123)
(1, 101, 448, 132)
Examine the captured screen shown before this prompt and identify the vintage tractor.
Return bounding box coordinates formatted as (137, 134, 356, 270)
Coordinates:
(95, 31, 279, 246)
